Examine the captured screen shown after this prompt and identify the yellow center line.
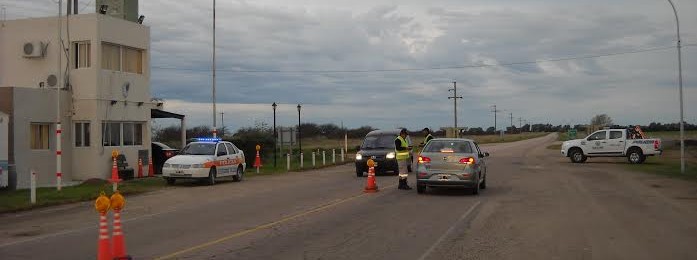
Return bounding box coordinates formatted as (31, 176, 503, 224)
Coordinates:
(154, 183, 399, 260)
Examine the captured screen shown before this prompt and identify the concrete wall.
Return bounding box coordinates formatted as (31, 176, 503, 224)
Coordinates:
(11, 88, 72, 189)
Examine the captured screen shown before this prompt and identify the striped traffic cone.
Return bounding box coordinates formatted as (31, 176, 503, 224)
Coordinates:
(95, 192, 111, 260)
(148, 156, 155, 177)
(111, 191, 131, 259)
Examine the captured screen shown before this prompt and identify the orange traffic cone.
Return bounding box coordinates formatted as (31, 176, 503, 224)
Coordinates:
(109, 158, 121, 192)
(137, 158, 143, 178)
(148, 156, 155, 177)
(253, 150, 262, 168)
(111, 191, 131, 260)
(364, 159, 378, 193)
(95, 192, 112, 260)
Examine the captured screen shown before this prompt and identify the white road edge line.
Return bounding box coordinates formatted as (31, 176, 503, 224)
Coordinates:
(417, 200, 482, 260)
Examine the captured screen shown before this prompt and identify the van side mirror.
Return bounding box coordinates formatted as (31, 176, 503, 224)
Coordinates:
(483, 152, 490, 157)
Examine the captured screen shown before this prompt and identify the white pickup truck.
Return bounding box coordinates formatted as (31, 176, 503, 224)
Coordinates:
(561, 129, 662, 164)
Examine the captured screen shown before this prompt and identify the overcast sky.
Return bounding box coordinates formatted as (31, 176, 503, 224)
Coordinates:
(4, 0, 697, 132)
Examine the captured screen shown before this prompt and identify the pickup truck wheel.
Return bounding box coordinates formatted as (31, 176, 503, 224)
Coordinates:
(627, 149, 645, 164)
(569, 149, 587, 163)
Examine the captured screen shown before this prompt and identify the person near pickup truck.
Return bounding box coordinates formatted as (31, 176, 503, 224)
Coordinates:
(395, 129, 413, 190)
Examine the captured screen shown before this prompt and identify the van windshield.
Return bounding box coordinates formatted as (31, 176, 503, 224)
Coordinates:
(361, 135, 396, 149)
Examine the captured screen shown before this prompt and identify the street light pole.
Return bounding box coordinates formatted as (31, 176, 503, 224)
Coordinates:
(272, 102, 277, 168)
(219, 112, 224, 137)
(667, 0, 685, 174)
(448, 82, 462, 138)
(297, 104, 302, 154)
(211, 0, 217, 138)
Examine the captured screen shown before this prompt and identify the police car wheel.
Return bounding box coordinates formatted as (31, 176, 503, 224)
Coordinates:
(207, 168, 217, 185)
(233, 166, 243, 182)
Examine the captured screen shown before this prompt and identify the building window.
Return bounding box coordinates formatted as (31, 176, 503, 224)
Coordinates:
(122, 47, 143, 74)
(30, 123, 50, 150)
(103, 122, 143, 146)
(74, 42, 91, 69)
(102, 122, 121, 146)
(102, 43, 121, 71)
(102, 43, 144, 74)
(75, 122, 91, 147)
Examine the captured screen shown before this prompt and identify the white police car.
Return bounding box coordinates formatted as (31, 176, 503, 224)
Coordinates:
(162, 138, 246, 185)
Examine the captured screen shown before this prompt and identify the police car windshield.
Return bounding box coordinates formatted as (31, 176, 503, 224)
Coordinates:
(361, 135, 396, 149)
(180, 143, 216, 155)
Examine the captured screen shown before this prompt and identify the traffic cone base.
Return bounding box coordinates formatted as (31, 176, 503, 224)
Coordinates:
(112, 210, 129, 259)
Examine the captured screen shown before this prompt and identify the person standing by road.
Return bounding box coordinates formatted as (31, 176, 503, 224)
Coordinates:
(395, 128, 413, 190)
(421, 128, 434, 146)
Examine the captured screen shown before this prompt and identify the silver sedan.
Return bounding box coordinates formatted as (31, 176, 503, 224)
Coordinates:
(415, 138, 489, 194)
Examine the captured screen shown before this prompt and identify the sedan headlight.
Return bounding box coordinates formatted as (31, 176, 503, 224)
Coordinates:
(386, 152, 395, 159)
(191, 164, 204, 168)
(163, 163, 171, 168)
(355, 154, 363, 160)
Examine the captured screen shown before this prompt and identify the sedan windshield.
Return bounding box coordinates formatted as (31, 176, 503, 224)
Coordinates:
(180, 143, 216, 155)
(423, 140, 473, 153)
(361, 135, 396, 149)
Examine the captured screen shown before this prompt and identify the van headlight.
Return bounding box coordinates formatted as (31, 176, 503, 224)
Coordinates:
(355, 154, 363, 160)
(386, 152, 395, 159)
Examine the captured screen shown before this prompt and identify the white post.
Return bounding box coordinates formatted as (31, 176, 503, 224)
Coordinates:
(312, 152, 316, 168)
(332, 149, 336, 164)
(322, 151, 326, 165)
(300, 153, 304, 169)
(341, 148, 345, 162)
(286, 153, 290, 171)
(30, 169, 36, 204)
(55, 1, 63, 192)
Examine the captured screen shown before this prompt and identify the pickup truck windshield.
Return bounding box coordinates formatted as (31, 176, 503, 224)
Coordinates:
(180, 143, 216, 155)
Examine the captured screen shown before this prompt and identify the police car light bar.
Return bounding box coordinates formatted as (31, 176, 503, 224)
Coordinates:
(195, 137, 222, 142)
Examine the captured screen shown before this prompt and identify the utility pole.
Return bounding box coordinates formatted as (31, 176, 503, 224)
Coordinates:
(510, 112, 513, 130)
(219, 112, 225, 137)
(490, 105, 501, 132)
(448, 82, 462, 137)
(519, 117, 523, 128)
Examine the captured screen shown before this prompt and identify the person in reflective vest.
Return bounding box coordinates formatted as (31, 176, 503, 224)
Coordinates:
(421, 128, 434, 146)
(395, 128, 413, 190)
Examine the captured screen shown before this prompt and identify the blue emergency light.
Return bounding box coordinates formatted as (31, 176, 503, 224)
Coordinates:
(194, 137, 222, 142)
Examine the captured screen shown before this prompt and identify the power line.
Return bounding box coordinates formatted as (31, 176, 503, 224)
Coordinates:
(151, 44, 696, 74)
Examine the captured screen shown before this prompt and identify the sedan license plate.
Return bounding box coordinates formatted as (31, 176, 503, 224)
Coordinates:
(176, 170, 184, 174)
(437, 174, 450, 181)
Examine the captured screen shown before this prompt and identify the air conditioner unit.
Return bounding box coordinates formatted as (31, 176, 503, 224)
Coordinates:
(22, 41, 47, 58)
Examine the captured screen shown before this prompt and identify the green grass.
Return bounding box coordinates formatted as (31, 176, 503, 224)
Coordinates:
(0, 178, 167, 213)
(623, 145, 697, 181)
(463, 132, 549, 144)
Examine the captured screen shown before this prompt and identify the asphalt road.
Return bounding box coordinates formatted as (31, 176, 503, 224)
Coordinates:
(1, 134, 697, 259)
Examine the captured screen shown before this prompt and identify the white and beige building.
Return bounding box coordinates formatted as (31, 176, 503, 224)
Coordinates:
(0, 3, 182, 189)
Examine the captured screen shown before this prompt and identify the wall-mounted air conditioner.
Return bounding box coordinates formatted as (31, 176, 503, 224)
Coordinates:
(22, 41, 47, 58)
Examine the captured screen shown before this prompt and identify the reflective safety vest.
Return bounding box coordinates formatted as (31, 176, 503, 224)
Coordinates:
(395, 136, 410, 160)
(425, 134, 434, 144)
